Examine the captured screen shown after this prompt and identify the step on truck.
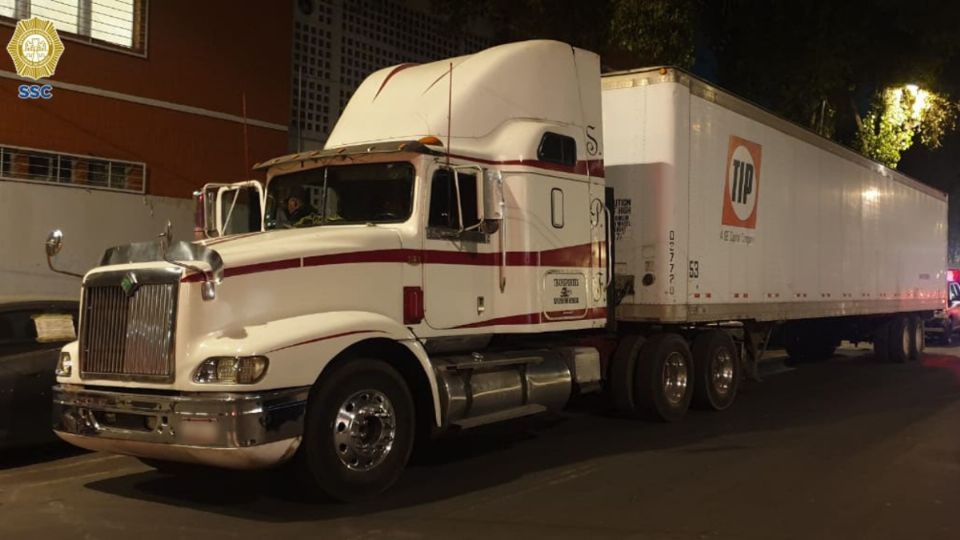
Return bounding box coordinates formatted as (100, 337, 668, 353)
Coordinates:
(48, 40, 947, 501)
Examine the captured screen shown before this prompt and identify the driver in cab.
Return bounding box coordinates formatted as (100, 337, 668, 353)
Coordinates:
(282, 187, 341, 228)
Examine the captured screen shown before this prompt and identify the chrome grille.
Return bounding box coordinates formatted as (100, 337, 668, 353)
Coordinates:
(80, 271, 179, 382)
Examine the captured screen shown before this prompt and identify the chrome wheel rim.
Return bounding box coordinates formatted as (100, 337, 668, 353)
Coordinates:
(914, 324, 924, 353)
(333, 389, 396, 472)
(711, 348, 735, 397)
(662, 352, 689, 406)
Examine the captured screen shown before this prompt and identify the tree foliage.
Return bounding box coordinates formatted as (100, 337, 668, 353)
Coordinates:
(432, 0, 699, 69)
(856, 86, 959, 167)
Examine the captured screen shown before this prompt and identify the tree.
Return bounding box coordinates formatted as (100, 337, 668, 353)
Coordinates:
(432, 0, 699, 69)
(856, 85, 958, 167)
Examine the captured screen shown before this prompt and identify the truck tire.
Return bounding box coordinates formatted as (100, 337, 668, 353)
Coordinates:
(633, 333, 694, 422)
(691, 330, 740, 411)
(296, 357, 415, 502)
(607, 334, 645, 416)
(944, 317, 956, 346)
(908, 316, 924, 361)
(888, 316, 911, 363)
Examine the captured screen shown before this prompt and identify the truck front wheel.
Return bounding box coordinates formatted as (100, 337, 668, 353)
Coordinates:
(297, 357, 415, 502)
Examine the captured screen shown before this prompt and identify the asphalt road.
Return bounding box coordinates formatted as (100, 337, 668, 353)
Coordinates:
(2, 345, 960, 540)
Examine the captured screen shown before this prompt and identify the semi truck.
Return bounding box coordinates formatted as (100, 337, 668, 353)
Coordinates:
(48, 41, 946, 501)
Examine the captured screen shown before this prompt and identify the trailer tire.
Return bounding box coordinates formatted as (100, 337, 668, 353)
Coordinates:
(888, 316, 911, 364)
(691, 330, 740, 411)
(607, 334, 645, 416)
(634, 333, 694, 422)
(296, 357, 415, 502)
(908, 316, 924, 361)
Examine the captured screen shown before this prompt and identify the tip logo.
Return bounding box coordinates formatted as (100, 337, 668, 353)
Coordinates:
(721, 135, 762, 229)
(6, 17, 65, 80)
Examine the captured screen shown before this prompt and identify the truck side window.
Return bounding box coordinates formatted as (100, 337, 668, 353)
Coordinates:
(950, 283, 959, 304)
(538, 132, 576, 167)
(428, 168, 478, 230)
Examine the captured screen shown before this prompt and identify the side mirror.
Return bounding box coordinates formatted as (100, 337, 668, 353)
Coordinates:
(44, 230, 82, 278)
(479, 169, 503, 234)
(196, 180, 265, 239)
(45, 229, 63, 257)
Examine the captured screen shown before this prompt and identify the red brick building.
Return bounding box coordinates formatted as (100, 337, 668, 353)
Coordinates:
(0, 0, 292, 199)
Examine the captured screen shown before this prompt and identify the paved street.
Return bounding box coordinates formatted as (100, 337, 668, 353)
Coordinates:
(2, 345, 959, 540)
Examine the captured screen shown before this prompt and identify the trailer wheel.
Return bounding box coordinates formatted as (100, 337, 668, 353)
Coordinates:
(691, 331, 740, 411)
(873, 320, 891, 362)
(607, 334, 645, 416)
(296, 357, 414, 502)
(888, 316, 911, 363)
(634, 333, 694, 422)
(908, 316, 924, 361)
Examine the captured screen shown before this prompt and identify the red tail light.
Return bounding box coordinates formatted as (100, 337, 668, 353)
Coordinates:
(403, 286, 424, 324)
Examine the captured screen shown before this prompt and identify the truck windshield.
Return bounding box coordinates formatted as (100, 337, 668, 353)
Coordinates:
(265, 162, 415, 229)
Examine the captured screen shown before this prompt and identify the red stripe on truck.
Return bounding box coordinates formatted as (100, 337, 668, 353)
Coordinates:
(182, 243, 603, 282)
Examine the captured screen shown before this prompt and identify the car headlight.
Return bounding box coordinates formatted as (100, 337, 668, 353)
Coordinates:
(55, 351, 72, 377)
(193, 356, 268, 384)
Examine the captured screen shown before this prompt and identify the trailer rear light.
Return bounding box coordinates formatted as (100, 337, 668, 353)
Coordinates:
(404, 286, 424, 324)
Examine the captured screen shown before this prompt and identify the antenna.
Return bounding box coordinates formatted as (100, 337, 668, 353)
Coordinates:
(446, 62, 452, 167)
(241, 93, 250, 176)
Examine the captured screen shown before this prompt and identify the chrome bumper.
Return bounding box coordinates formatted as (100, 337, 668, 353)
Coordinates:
(52, 385, 310, 469)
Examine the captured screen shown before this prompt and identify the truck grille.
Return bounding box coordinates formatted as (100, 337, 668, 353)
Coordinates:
(80, 271, 179, 382)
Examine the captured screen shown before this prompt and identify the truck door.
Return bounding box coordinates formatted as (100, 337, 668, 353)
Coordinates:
(421, 165, 498, 330)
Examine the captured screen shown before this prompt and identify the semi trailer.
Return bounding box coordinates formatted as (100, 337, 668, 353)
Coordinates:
(48, 40, 946, 501)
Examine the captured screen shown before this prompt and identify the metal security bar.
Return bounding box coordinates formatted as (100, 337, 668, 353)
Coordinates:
(0, 144, 146, 193)
(79, 279, 177, 382)
(0, 0, 147, 54)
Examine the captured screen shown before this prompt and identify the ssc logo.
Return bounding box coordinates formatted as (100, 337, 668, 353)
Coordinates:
(6, 17, 65, 81)
(721, 136, 762, 229)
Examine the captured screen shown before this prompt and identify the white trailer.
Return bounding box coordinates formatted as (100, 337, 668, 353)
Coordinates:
(0, 179, 193, 301)
(48, 41, 946, 502)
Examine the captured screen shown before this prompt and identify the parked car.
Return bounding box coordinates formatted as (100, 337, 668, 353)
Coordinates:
(926, 278, 960, 344)
(0, 299, 78, 449)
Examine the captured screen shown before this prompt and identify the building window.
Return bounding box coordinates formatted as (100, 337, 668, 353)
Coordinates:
(0, 0, 147, 53)
(0, 144, 146, 193)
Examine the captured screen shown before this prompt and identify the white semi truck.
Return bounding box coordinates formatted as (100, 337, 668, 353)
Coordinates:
(48, 41, 946, 501)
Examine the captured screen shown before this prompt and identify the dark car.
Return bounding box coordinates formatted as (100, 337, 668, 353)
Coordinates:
(0, 300, 78, 449)
(926, 281, 960, 344)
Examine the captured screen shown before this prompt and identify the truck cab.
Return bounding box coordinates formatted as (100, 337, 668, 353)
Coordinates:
(50, 41, 610, 500)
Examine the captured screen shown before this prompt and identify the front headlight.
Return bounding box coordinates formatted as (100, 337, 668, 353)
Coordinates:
(193, 356, 269, 384)
(55, 351, 72, 377)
